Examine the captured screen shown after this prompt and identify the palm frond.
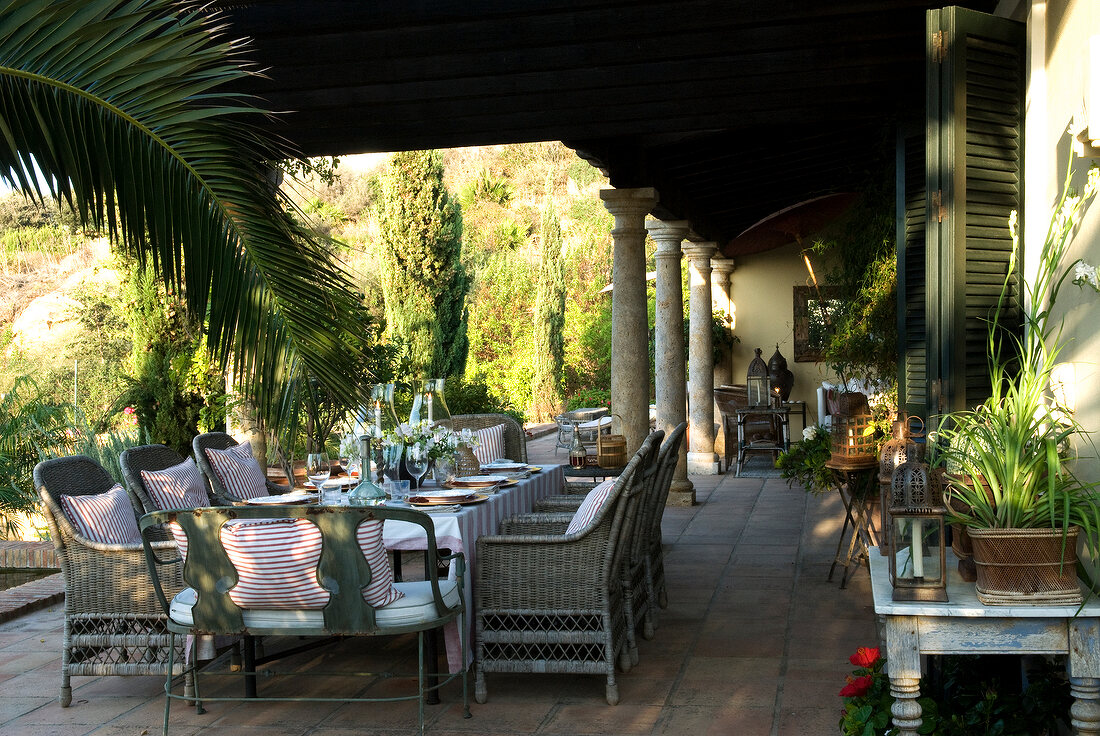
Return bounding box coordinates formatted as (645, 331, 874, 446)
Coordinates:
(0, 0, 374, 430)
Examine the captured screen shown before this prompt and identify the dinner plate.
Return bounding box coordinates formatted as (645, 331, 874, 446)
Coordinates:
(448, 475, 508, 488)
(244, 491, 318, 505)
(527, 466, 543, 473)
(481, 462, 528, 473)
(410, 488, 480, 502)
(305, 475, 359, 489)
(408, 493, 489, 507)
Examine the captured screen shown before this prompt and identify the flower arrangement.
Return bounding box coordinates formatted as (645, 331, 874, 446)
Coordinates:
(383, 420, 478, 461)
(776, 424, 833, 495)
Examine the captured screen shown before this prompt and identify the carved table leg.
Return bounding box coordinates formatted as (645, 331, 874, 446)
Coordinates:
(1070, 678, 1100, 735)
(885, 615, 922, 736)
(1070, 620, 1100, 735)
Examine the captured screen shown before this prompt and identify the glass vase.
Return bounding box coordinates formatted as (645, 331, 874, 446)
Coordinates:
(433, 456, 457, 485)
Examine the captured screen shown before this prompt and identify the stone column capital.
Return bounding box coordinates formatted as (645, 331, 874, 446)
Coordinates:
(599, 187, 658, 217)
(682, 241, 717, 262)
(711, 256, 736, 277)
(646, 218, 691, 242)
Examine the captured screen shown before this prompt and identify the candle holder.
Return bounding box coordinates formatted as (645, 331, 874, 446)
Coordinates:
(888, 461, 947, 602)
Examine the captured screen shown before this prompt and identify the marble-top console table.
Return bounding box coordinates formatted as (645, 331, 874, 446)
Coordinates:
(869, 549, 1100, 735)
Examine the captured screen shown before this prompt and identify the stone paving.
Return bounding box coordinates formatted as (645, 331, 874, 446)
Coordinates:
(0, 432, 877, 735)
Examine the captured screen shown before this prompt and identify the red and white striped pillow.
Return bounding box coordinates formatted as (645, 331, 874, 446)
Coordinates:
(204, 441, 269, 500)
(472, 424, 506, 464)
(220, 518, 330, 609)
(565, 478, 616, 535)
(141, 458, 209, 511)
(59, 484, 141, 545)
(356, 520, 404, 607)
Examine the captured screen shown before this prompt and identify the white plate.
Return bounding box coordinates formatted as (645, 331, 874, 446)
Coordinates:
(448, 475, 508, 488)
(244, 492, 318, 505)
(413, 488, 484, 501)
(481, 463, 528, 473)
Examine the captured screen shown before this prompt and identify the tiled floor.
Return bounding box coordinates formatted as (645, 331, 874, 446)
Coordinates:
(0, 433, 877, 735)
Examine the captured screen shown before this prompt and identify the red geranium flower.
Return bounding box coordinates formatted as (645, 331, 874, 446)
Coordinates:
(839, 674, 873, 698)
(848, 646, 880, 668)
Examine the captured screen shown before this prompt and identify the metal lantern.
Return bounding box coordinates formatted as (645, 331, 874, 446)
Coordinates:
(877, 417, 924, 556)
(747, 348, 769, 405)
(889, 461, 948, 602)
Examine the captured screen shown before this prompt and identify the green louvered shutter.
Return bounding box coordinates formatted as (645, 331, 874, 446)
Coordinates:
(897, 128, 927, 423)
(923, 6, 1025, 429)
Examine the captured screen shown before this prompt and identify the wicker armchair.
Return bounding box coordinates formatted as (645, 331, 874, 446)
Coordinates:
(192, 432, 292, 505)
(449, 413, 528, 463)
(636, 422, 686, 638)
(120, 444, 206, 513)
(34, 455, 188, 706)
(474, 431, 661, 705)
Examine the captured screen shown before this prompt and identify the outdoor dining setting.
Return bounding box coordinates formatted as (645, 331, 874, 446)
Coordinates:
(5, 1, 1100, 735)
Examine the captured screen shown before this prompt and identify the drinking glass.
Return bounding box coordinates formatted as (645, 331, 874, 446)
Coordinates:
(306, 452, 331, 498)
(381, 442, 403, 484)
(405, 442, 429, 491)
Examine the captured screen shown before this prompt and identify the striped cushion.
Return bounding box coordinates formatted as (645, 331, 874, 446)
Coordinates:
(141, 458, 209, 562)
(204, 441, 269, 500)
(565, 478, 616, 535)
(141, 458, 209, 510)
(356, 520, 404, 607)
(59, 484, 141, 545)
(472, 424, 506, 464)
(221, 518, 330, 610)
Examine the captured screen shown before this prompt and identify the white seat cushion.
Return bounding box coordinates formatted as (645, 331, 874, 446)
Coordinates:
(169, 578, 460, 631)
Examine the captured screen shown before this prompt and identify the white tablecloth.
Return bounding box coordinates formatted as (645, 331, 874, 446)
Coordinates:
(383, 464, 565, 672)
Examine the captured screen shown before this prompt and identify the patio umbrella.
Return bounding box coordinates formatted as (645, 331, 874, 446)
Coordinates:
(722, 192, 859, 257)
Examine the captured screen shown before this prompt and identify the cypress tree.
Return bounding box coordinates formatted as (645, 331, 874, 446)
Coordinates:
(378, 150, 469, 378)
(531, 204, 566, 421)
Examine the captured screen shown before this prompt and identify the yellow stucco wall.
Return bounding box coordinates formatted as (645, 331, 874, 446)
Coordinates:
(1026, 0, 1100, 482)
(726, 240, 839, 428)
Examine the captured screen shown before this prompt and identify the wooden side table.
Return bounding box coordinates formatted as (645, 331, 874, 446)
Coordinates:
(870, 550, 1100, 735)
(825, 457, 879, 588)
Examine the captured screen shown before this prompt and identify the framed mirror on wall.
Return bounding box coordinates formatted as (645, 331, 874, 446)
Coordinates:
(793, 285, 842, 362)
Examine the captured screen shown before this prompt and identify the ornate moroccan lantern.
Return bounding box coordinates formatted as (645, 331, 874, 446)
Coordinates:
(889, 461, 948, 602)
(747, 348, 769, 406)
(877, 417, 924, 556)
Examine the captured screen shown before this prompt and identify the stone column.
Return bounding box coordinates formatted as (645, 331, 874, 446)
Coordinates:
(600, 187, 658, 456)
(646, 219, 694, 504)
(683, 241, 719, 474)
(710, 257, 736, 461)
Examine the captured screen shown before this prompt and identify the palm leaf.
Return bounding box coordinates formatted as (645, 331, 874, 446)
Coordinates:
(0, 0, 375, 430)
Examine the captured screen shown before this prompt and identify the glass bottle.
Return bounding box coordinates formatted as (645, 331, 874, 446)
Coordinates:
(349, 477, 386, 506)
(569, 424, 587, 469)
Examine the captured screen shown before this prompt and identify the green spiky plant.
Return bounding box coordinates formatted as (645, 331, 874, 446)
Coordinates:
(932, 164, 1100, 579)
(0, 0, 377, 436)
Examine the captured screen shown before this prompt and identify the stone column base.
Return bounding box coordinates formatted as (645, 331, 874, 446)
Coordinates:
(687, 452, 719, 475)
(667, 480, 696, 506)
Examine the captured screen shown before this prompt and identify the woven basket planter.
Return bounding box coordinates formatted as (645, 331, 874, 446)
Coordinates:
(968, 527, 1082, 605)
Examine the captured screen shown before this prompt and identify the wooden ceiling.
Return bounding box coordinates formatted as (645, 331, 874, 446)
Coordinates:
(213, 0, 999, 255)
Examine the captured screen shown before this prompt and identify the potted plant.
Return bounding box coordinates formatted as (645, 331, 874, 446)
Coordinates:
(932, 164, 1100, 604)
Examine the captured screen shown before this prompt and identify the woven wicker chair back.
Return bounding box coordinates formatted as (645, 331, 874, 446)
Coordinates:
(35, 455, 137, 543)
(643, 422, 687, 549)
(191, 431, 237, 501)
(611, 430, 663, 580)
(448, 413, 528, 463)
(120, 444, 193, 514)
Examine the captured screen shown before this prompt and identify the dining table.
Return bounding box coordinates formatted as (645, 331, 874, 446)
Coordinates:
(382, 464, 566, 673)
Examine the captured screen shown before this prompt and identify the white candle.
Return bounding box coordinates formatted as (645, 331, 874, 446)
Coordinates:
(427, 393, 433, 423)
(911, 519, 924, 578)
(374, 401, 382, 433)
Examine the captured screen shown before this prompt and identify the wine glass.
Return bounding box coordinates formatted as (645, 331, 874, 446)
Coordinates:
(405, 442, 429, 492)
(381, 442, 403, 484)
(306, 452, 331, 499)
